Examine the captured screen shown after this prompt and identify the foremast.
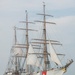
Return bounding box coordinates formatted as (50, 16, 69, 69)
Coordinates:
(40, 2, 73, 72)
(36, 2, 56, 70)
(43, 3, 47, 70)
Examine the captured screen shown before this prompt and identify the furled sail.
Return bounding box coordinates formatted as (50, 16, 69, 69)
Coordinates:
(27, 44, 40, 67)
(49, 41, 62, 66)
(6, 72, 12, 75)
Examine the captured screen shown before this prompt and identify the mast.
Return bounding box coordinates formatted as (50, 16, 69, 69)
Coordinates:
(25, 10, 29, 57)
(14, 27, 19, 75)
(20, 10, 36, 56)
(35, 2, 56, 70)
(43, 2, 47, 70)
(13, 11, 33, 75)
(14, 26, 17, 45)
(20, 10, 36, 73)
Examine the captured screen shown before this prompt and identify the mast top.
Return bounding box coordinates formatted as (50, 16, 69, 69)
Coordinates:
(25, 10, 27, 13)
(20, 10, 34, 24)
(43, 2, 45, 6)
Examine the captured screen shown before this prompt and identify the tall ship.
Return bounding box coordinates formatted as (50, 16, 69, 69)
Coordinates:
(4, 3, 73, 75)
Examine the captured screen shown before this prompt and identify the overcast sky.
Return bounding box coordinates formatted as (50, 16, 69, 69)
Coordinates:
(0, 0, 75, 75)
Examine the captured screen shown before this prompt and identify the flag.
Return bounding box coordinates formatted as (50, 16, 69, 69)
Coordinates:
(42, 71, 47, 75)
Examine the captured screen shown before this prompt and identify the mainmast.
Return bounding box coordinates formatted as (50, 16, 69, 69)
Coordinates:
(20, 10, 35, 56)
(10, 10, 36, 75)
(14, 26, 17, 45)
(25, 10, 29, 56)
(20, 10, 36, 73)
